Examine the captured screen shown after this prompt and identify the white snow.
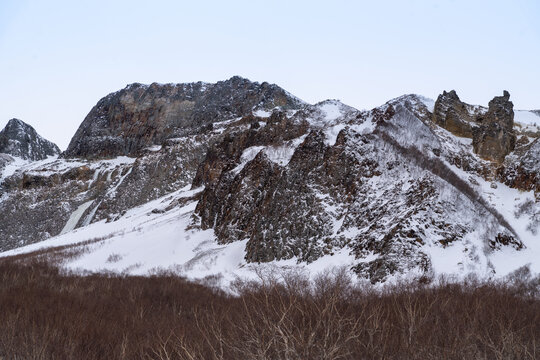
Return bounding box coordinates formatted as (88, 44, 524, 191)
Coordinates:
(318, 101, 343, 122)
(0, 155, 28, 181)
(2, 155, 135, 179)
(418, 96, 435, 113)
(263, 135, 307, 166)
(438, 155, 540, 278)
(231, 146, 265, 174)
(324, 124, 347, 146)
(145, 145, 162, 152)
(232, 135, 308, 170)
(514, 110, 540, 132)
(0, 187, 358, 286)
(253, 109, 271, 117)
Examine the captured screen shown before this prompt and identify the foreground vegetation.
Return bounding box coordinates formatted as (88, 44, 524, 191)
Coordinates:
(0, 256, 538, 359)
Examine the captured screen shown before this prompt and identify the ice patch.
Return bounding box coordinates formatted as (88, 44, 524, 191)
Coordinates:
(60, 201, 94, 235)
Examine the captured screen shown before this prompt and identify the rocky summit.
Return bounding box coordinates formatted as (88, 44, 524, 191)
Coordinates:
(0, 119, 60, 161)
(0, 77, 539, 284)
(472, 91, 516, 162)
(64, 76, 304, 159)
(433, 90, 517, 163)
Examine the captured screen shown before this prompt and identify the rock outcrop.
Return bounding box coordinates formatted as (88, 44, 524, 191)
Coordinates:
(472, 91, 516, 162)
(432, 90, 476, 137)
(432, 90, 517, 163)
(64, 76, 305, 159)
(0, 119, 60, 160)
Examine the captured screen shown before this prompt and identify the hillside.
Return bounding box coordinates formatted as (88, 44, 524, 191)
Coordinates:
(1, 77, 539, 284)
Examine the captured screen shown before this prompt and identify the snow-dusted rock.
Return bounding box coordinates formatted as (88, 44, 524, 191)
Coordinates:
(64, 76, 305, 159)
(0, 78, 539, 284)
(0, 119, 60, 160)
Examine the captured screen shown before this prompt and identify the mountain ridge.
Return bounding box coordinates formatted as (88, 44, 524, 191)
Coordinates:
(0, 77, 539, 284)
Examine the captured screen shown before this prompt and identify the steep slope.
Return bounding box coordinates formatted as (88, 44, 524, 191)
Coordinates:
(64, 76, 305, 158)
(1, 80, 539, 284)
(0, 119, 60, 161)
(194, 97, 531, 282)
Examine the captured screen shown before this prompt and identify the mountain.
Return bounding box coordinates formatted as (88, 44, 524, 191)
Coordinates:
(0, 77, 539, 285)
(0, 119, 60, 161)
(64, 76, 305, 159)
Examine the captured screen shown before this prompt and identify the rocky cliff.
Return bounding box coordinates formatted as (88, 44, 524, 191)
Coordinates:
(472, 91, 516, 162)
(432, 90, 517, 163)
(64, 76, 305, 159)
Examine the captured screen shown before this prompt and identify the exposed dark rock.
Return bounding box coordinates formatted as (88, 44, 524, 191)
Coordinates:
(432, 90, 478, 138)
(496, 138, 540, 193)
(194, 104, 523, 281)
(0, 119, 60, 160)
(64, 76, 305, 159)
(192, 114, 308, 188)
(195, 128, 354, 264)
(472, 91, 516, 162)
(489, 233, 523, 250)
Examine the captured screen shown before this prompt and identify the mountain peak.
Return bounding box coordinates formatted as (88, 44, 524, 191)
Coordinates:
(0, 119, 60, 161)
(6, 118, 25, 127)
(64, 77, 306, 159)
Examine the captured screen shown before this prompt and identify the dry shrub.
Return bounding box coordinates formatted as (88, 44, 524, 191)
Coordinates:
(0, 257, 538, 360)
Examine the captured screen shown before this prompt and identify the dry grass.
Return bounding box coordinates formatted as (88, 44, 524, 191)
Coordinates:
(0, 257, 538, 359)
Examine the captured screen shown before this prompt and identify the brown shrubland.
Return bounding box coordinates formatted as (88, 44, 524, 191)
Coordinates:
(0, 255, 538, 359)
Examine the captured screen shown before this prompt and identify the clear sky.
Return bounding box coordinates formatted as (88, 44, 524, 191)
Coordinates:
(1, 0, 539, 149)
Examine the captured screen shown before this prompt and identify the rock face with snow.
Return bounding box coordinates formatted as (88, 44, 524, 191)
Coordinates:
(472, 91, 516, 163)
(432, 90, 517, 163)
(194, 100, 527, 282)
(0, 119, 60, 160)
(432, 90, 477, 137)
(64, 76, 305, 159)
(0, 78, 539, 283)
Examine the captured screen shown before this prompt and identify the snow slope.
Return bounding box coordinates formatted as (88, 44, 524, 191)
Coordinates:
(2, 156, 538, 287)
(0, 186, 359, 285)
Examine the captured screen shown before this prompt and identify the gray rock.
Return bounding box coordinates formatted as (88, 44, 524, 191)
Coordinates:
(0, 119, 60, 160)
(472, 91, 516, 162)
(64, 76, 305, 159)
(432, 90, 476, 137)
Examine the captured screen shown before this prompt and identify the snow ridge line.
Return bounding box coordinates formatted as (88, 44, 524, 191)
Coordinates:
(376, 128, 518, 238)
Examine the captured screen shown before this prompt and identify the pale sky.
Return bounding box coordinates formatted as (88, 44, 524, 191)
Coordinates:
(1, 0, 539, 150)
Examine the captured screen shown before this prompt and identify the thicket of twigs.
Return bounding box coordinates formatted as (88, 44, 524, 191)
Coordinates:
(0, 255, 538, 360)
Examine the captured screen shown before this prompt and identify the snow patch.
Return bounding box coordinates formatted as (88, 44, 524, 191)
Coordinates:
(253, 109, 271, 117)
(514, 110, 540, 132)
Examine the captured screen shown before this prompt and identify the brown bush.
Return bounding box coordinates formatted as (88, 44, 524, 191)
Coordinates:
(0, 257, 538, 359)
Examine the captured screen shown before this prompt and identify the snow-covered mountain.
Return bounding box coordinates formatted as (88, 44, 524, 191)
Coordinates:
(1, 77, 539, 285)
(0, 118, 60, 161)
(0, 118, 60, 199)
